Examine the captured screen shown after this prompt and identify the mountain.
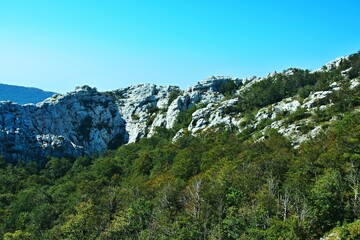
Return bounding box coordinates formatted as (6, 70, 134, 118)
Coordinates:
(0, 83, 57, 104)
(0, 51, 359, 239)
(0, 52, 359, 162)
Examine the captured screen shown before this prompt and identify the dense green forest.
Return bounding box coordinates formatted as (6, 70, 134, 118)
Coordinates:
(1, 52, 360, 239)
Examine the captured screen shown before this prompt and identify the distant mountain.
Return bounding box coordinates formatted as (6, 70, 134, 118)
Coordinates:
(0, 83, 57, 104)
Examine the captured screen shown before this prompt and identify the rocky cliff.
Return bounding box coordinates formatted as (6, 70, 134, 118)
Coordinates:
(0, 53, 359, 161)
(0, 86, 126, 161)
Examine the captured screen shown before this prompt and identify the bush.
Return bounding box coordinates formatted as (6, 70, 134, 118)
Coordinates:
(168, 89, 182, 106)
(173, 106, 198, 132)
(131, 114, 140, 121)
(147, 105, 159, 114)
(284, 107, 310, 124)
(219, 81, 237, 96)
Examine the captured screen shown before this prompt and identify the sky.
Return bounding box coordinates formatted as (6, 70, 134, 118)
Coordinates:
(0, 0, 359, 94)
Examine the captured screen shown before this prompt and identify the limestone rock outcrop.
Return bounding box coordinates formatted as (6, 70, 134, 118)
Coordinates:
(0, 53, 358, 161)
(0, 86, 126, 161)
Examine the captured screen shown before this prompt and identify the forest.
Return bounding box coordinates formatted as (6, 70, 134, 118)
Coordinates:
(1, 52, 360, 239)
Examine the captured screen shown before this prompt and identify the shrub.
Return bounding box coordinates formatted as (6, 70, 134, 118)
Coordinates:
(219, 81, 237, 96)
(168, 89, 182, 106)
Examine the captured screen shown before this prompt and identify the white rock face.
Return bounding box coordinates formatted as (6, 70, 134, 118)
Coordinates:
(312, 56, 348, 73)
(302, 91, 332, 110)
(115, 84, 180, 142)
(165, 94, 191, 129)
(255, 98, 301, 122)
(350, 79, 360, 89)
(187, 98, 240, 135)
(163, 77, 231, 131)
(273, 99, 301, 117)
(0, 86, 126, 161)
(148, 113, 166, 136)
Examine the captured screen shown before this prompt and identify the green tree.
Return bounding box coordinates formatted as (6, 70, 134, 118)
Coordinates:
(310, 169, 345, 235)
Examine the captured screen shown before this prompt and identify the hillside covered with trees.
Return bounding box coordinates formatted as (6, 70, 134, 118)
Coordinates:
(0, 51, 360, 239)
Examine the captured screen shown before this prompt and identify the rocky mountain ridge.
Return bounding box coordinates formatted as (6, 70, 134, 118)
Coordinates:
(0, 52, 359, 161)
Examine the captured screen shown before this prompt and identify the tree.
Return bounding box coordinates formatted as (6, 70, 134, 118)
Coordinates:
(3, 230, 32, 240)
(310, 169, 345, 234)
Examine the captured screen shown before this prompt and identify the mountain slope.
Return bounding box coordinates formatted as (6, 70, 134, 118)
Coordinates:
(0, 51, 360, 239)
(0, 83, 57, 104)
(0, 52, 359, 162)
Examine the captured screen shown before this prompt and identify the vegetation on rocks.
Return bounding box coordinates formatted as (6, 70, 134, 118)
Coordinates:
(1, 109, 360, 239)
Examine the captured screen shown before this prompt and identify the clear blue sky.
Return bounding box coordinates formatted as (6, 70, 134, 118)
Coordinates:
(0, 0, 359, 93)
